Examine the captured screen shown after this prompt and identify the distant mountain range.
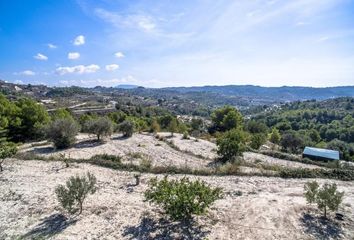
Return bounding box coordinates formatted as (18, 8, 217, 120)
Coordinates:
(115, 84, 140, 89)
(1, 79, 354, 103)
(164, 85, 354, 101)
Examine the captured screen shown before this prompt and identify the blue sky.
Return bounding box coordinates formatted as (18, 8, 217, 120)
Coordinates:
(1, 0, 354, 88)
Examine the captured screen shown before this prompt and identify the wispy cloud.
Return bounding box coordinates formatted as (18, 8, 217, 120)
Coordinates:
(47, 43, 57, 49)
(73, 35, 85, 45)
(68, 52, 80, 60)
(95, 8, 156, 33)
(55, 64, 100, 75)
(317, 36, 330, 42)
(34, 53, 48, 61)
(105, 64, 119, 71)
(17, 70, 36, 76)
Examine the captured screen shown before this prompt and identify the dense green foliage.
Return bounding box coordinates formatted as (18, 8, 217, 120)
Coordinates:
(304, 181, 344, 218)
(0, 142, 17, 172)
(46, 118, 79, 149)
(55, 172, 97, 214)
(210, 106, 243, 132)
(145, 177, 222, 220)
(0, 94, 50, 141)
(254, 98, 354, 161)
(216, 129, 247, 162)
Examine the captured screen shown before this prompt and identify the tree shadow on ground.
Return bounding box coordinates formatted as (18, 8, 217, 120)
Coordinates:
(300, 213, 344, 240)
(21, 213, 77, 239)
(122, 214, 210, 240)
(30, 146, 55, 154)
(74, 139, 104, 149)
(113, 135, 130, 141)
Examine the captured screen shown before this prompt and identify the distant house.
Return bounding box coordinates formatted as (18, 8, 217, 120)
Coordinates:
(303, 147, 339, 161)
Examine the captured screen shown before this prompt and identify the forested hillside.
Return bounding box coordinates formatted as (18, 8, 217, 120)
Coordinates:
(253, 98, 354, 161)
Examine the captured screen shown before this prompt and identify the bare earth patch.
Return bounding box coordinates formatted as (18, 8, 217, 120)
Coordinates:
(23, 133, 323, 171)
(23, 133, 214, 169)
(1, 160, 353, 240)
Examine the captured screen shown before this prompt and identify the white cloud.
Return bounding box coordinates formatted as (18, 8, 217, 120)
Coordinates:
(115, 52, 125, 58)
(19, 70, 36, 76)
(105, 64, 119, 71)
(317, 36, 329, 42)
(68, 52, 80, 60)
(95, 8, 156, 33)
(47, 43, 57, 49)
(73, 35, 85, 45)
(34, 53, 48, 61)
(55, 64, 100, 75)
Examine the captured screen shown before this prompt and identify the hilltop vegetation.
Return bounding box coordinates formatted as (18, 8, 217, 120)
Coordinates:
(253, 98, 354, 161)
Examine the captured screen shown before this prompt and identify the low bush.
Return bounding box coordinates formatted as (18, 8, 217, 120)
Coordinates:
(119, 120, 135, 137)
(46, 118, 79, 149)
(0, 142, 17, 172)
(139, 158, 152, 171)
(182, 131, 190, 140)
(145, 177, 223, 220)
(90, 154, 122, 163)
(55, 172, 97, 214)
(304, 181, 344, 218)
(279, 168, 354, 181)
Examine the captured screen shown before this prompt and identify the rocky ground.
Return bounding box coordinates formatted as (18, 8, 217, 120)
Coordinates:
(1, 160, 353, 240)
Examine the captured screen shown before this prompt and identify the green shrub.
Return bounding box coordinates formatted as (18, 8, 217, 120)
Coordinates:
(182, 131, 189, 139)
(0, 142, 17, 172)
(46, 118, 79, 149)
(55, 172, 97, 214)
(250, 133, 267, 150)
(168, 118, 178, 136)
(280, 167, 354, 181)
(145, 177, 222, 220)
(119, 120, 135, 137)
(139, 158, 152, 171)
(304, 181, 344, 218)
(269, 128, 281, 144)
(216, 129, 247, 162)
(316, 183, 344, 218)
(90, 154, 122, 163)
(304, 181, 319, 204)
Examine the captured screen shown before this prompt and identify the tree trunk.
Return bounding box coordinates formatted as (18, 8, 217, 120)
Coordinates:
(324, 206, 327, 218)
(97, 134, 100, 141)
(79, 201, 83, 214)
(0, 163, 2, 172)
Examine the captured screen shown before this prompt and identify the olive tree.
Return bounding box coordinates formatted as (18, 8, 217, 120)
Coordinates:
(55, 172, 97, 214)
(86, 117, 113, 141)
(145, 177, 222, 220)
(168, 118, 178, 136)
(46, 118, 79, 149)
(119, 120, 135, 137)
(304, 181, 344, 218)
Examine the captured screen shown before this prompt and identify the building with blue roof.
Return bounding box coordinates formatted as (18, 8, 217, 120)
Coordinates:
(302, 147, 340, 161)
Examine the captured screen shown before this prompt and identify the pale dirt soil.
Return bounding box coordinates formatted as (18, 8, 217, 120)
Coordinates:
(23, 133, 323, 171)
(1, 160, 353, 240)
(23, 133, 213, 170)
